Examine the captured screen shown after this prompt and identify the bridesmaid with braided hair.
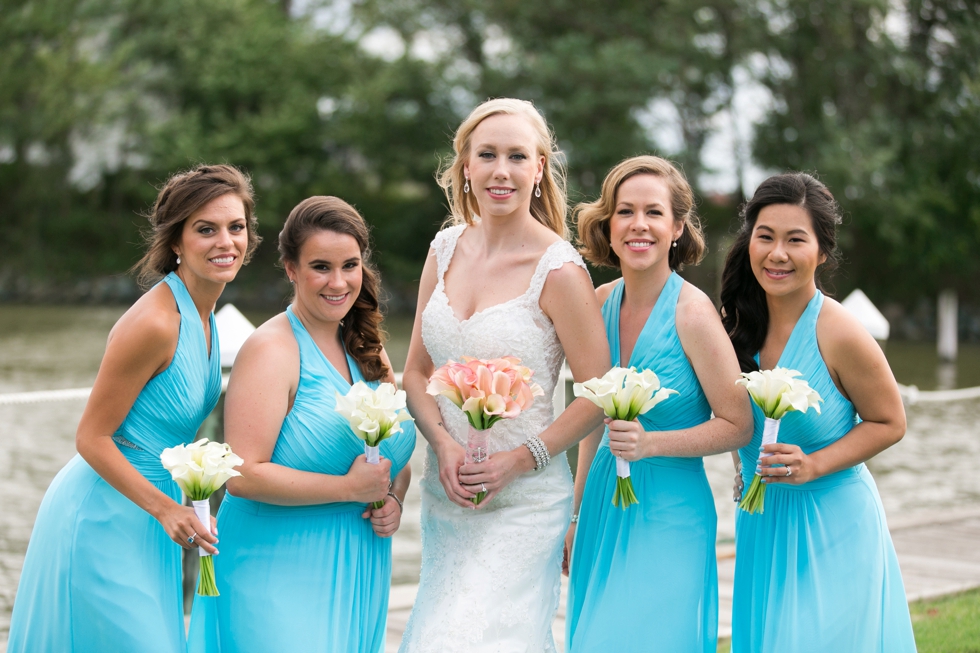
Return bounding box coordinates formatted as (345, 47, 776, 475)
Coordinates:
(188, 196, 415, 653)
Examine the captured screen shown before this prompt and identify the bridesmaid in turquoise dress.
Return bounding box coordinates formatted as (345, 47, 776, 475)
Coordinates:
(7, 164, 259, 653)
(720, 172, 915, 652)
(566, 156, 752, 652)
(188, 196, 415, 653)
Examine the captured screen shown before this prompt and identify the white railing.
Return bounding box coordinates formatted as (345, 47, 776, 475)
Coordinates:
(0, 369, 975, 407)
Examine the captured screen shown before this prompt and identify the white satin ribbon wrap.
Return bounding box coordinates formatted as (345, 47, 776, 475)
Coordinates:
(615, 456, 631, 479)
(760, 417, 780, 458)
(365, 444, 380, 464)
(192, 499, 212, 558)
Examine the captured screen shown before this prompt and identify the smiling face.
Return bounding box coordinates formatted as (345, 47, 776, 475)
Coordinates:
(463, 113, 545, 221)
(749, 203, 826, 299)
(608, 174, 684, 273)
(174, 193, 248, 286)
(284, 229, 363, 327)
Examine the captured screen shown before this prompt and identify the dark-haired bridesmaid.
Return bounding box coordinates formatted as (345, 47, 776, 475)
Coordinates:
(565, 156, 751, 652)
(8, 164, 258, 652)
(722, 173, 915, 652)
(188, 196, 415, 653)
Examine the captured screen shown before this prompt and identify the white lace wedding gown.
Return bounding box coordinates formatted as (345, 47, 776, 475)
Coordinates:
(398, 225, 585, 653)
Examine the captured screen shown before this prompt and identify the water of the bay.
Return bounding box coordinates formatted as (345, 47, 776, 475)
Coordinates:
(1, 305, 979, 647)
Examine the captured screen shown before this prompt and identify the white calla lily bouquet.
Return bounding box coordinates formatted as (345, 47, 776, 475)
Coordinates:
(160, 439, 243, 596)
(335, 381, 413, 508)
(573, 367, 678, 509)
(736, 367, 822, 514)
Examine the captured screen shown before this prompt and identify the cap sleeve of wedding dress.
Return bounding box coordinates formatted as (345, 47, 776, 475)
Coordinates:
(402, 235, 585, 653)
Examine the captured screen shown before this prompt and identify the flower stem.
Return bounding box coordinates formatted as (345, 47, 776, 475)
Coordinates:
(612, 477, 639, 509)
(738, 474, 767, 514)
(471, 490, 487, 505)
(197, 556, 219, 596)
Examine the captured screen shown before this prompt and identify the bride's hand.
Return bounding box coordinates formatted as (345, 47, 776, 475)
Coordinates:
(434, 438, 478, 509)
(457, 447, 532, 509)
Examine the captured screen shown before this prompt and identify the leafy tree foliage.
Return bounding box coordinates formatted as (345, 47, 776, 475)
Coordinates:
(1, 0, 977, 307)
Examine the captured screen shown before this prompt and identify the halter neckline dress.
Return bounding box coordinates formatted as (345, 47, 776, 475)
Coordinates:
(567, 272, 718, 652)
(8, 272, 221, 653)
(731, 290, 915, 652)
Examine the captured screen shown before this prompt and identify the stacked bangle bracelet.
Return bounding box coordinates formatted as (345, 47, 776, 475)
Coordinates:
(523, 435, 551, 470)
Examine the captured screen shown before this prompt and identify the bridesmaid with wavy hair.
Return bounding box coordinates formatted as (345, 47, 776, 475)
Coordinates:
(8, 164, 259, 653)
(722, 172, 915, 652)
(565, 155, 751, 652)
(187, 196, 415, 653)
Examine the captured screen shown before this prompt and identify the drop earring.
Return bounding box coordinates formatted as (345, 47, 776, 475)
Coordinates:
(176, 254, 181, 264)
(671, 241, 677, 248)
(463, 179, 470, 194)
(534, 182, 541, 198)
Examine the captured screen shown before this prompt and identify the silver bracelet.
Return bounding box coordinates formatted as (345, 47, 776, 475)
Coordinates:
(570, 514, 579, 524)
(386, 491, 403, 514)
(523, 434, 551, 470)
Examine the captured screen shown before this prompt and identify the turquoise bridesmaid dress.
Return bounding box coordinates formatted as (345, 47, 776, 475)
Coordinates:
(7, 272, 221, 653)
(731, 291, 916, 652)
(187, 305, 416, 653)
(567, 272, 718, 652)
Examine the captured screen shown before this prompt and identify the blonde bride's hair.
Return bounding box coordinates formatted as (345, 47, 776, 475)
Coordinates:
(437, 98, 568, 239)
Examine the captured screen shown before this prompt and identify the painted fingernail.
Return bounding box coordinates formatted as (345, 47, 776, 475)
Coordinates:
(755, 466, 762, 474)
(761, 478, 768, 483)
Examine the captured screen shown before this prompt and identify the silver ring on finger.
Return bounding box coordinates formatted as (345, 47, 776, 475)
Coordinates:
(187, 534, 196, 544)
(481, 483, 487, 493)
(785, 467, 792, 477)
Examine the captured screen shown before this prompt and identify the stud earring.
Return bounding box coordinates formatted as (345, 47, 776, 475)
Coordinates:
(671, 241, 677, 248)
(463, 179, 470, 194)
(534, 183, 541, 198)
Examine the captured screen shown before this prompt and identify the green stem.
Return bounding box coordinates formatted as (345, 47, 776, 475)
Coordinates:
(471, 490, 487, 505)
(197, 556, 219, 596)
(371, 499, 385, 510)
(738, 474, 767, 514)
(612, 477, 640, 509)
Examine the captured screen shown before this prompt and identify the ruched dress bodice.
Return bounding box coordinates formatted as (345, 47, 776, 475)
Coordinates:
(8, 272, 221, 653)
(114, 274, 222, 479)
(400, 225, 586, 653)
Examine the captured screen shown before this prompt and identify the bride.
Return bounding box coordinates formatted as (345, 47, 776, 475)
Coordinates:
(399, 98, 610, 652)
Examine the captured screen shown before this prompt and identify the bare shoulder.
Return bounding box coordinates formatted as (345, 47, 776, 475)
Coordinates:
(595, 279, 620, 305)
(675, 281, 722, 331)
(107, 283, 180, 359)
(237, 312, 297, 365)
(816, 296, 878, 359)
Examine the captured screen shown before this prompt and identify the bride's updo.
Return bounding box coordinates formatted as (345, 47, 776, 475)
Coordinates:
(438, 98, 568, 239)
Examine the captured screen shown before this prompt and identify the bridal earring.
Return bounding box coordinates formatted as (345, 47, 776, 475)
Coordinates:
(534, 182, 541, 198)
(176, 253, 181, 264)
(463, 179, 470, 194)
(671, 241, 677, 248)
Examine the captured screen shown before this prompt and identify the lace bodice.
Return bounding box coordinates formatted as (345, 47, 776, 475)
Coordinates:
(421, 224, 588, 454)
